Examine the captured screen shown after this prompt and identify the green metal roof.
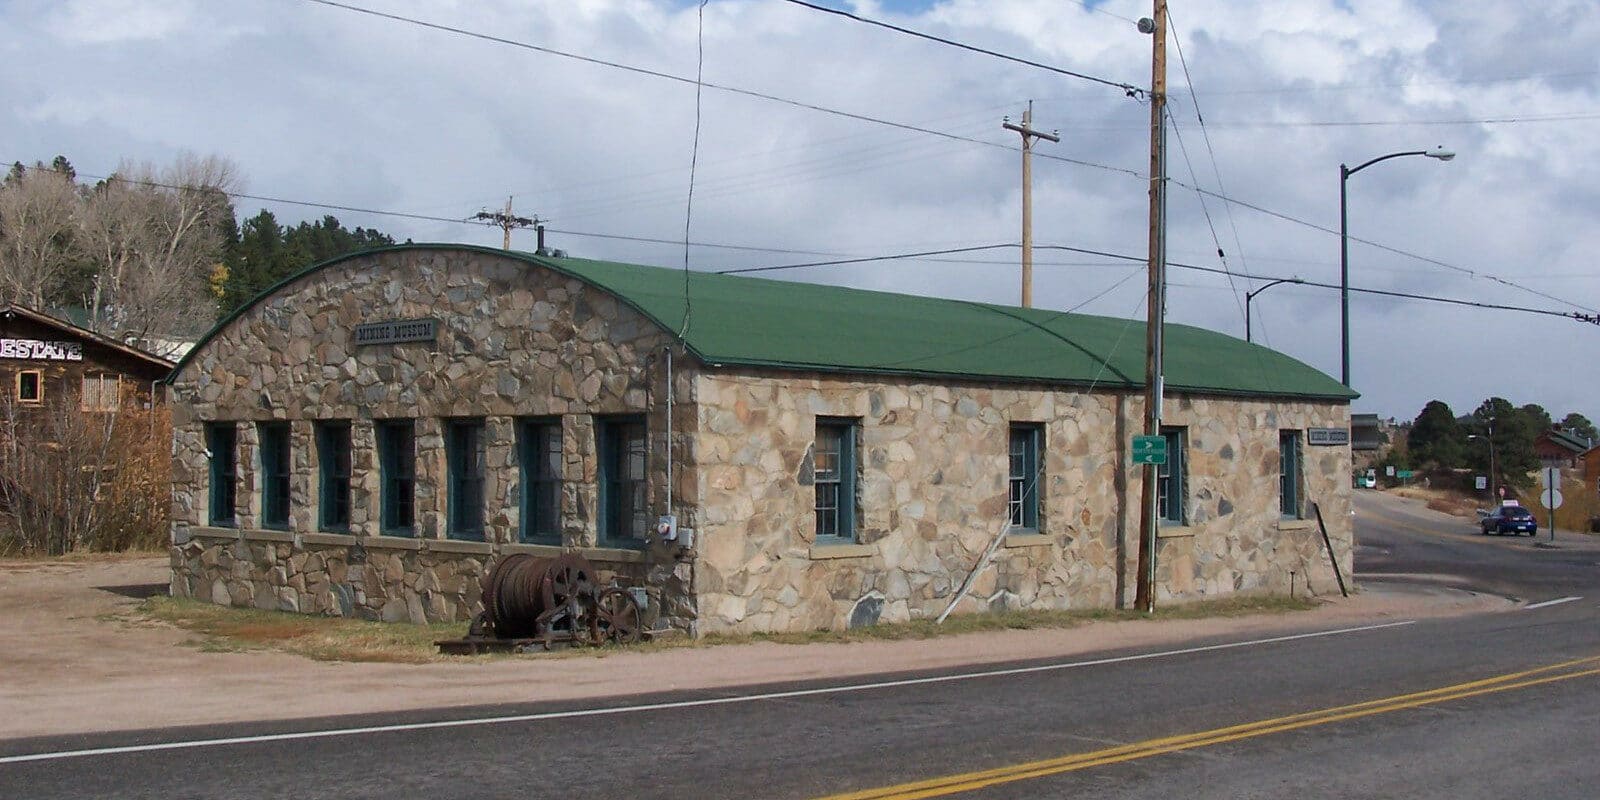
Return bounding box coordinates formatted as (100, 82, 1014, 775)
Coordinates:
(171, 244, 1355, 401)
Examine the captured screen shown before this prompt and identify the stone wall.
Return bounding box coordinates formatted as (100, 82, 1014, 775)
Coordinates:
(690, 371, 1351, 635)
(169, 249, 697, 627)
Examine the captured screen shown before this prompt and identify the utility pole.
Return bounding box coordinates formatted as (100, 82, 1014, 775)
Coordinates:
(1134, 0, 1168, 614)
(473, 196, 538, 251)
(1003, 101, 1059, 308)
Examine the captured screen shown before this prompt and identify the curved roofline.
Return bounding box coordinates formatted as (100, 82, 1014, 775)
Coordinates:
(167, 243, 1355, 402)
(165, 243, 707, 383)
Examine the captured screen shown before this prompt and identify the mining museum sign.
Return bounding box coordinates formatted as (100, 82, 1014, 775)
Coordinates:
(353, 318, 438, 346)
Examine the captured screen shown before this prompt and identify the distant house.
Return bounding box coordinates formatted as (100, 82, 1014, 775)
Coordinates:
(1533, 427, 1593, 470)
(1582, 445, 1600, 497)
(0, 304, 174, 416)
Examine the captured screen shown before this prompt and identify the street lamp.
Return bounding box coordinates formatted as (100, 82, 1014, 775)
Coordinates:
(1468, 415, 1498, 503)
(1339, 146, 1455, 387)
(1245, 277, 1305, 343)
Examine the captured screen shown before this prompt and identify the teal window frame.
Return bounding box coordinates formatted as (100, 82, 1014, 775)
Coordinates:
(1008, 424, 1042, 531)
(315, 422, 352, 532)
(446, 418, 487, 541)
(258, 422, 291, 530)
(813, 418, 859, 544)
(206, 423, 237, 527)
(597, 416, 647, 549)
(1280, 430, 1303, 519)
(376, 420, 415, 537)
(1157, 427, 1186, 525)
(518, 418, 563, 545)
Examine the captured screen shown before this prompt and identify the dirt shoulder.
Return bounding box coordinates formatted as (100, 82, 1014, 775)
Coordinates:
(0, 553, 1510, 741)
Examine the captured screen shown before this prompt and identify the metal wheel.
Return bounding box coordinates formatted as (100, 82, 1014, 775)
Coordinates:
(594, 588, 643, 645)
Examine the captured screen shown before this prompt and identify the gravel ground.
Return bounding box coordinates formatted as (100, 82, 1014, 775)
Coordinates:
(0, 551, 1509, 740)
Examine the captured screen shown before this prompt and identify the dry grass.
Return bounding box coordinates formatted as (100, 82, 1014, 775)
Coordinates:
(1391, 486, 1483, 521)
(135, 596, 471, 663)
(137, 593, 1320, 663)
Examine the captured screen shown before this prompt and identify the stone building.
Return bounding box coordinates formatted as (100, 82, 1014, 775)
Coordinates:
(167, 244, 1356, 635)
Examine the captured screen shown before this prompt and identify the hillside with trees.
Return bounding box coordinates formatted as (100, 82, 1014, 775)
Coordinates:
(0, 154, 398, 356)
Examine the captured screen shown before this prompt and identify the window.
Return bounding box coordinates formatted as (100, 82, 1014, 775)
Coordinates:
(206, 423, 237, 527)
(258, 423, 291, 529)
(1008, 424, 1042, 531)
(597, 416, 647, 548)
(81, 374, 119, 411)
(316, 422, 352, 532)
(377, 420, 415, 537)
(1157, 427, 1186, 525)
(518, 419, 562, 545)
(814, 419, 859, 543)
(15, 370, 41, 404)
(1279, 430, 1303, 519)
(446, 419, 486, 541)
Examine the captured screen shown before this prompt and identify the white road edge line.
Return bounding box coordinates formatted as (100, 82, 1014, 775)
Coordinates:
(1524, 596, 1582, 610)
(0, 620, 1416, 765)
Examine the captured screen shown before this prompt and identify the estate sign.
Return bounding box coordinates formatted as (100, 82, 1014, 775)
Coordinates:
(1307, 427, 1350, 446)
(0, 338, 83, 361)
(353, 318, 438, 346)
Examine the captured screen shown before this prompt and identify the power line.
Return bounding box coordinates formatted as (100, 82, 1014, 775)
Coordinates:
(1165, 178, 1600, 315)
(1167, 12, 1255, 341)
(725, 241, 1598, 325)
(300, 0, 1142, 180)
(55, 160, 1595, 322)
(781, 0, 1143, 97)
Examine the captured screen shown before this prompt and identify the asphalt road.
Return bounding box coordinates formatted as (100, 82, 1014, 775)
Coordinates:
(3, 491, 1596, 799)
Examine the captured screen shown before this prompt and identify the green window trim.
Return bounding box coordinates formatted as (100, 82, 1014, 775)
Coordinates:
(377, 420, 416, 537)
(258, 423, 292, 530)
(518, 418, 563, 546)
(1008, 424, 1042, 532)
(316, 422, 352, 532)
(1157, 427, 1186, 525)
(597, 416, 647, 549)
(206, 423, 237, 527)
(1279, 430, 1303, 519)
(814, 418, 859, 544)
(446, 418, 487, 541)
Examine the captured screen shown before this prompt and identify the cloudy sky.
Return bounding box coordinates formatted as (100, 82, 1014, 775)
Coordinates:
(4, 0, 1597, 426)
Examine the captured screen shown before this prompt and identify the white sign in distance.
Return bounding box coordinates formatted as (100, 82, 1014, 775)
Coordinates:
(1475, 476, 1487, 490)
(1540, 467, 1561, 488)
(1540, 486, 1564, 510)
(1385, 465, 1395, 477)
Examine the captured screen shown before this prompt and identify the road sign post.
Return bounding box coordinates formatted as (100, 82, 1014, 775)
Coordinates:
(1131, 435, 1167, 465)
(1539, 479, 1563, 543)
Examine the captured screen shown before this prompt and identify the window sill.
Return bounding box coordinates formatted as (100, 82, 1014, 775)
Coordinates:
(809, 543, 875, 560)
(428, 538, 494, 555)
(1003, 533, 1053, 548)
(365, 535, 423, 551)
(1277, 519, 1317, 531)
(301, 531, 357, 547)
(1156, 525, 1196, 539)
(583, 546, 649, 564)
(503, 543, 566, 557)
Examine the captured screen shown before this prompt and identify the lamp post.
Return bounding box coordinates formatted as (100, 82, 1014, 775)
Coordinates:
(1339, 146, 1454, 387)
(1245, 277, 1305, 343)
(1469, 416, 1498, 503)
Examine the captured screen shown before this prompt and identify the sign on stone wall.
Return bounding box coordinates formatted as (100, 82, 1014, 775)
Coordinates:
(352, 318, 438, 346)
(1307, 427, 1350, 446)
(0, 338, 84, 361)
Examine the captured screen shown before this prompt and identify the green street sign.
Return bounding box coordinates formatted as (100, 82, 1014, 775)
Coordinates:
(1396, 470, 1414, 479)
(1132, 435, 1167, 465)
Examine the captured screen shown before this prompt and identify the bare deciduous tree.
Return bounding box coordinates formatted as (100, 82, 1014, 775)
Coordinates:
(0, 166, 80, 309)
(77, 154, 238, 353)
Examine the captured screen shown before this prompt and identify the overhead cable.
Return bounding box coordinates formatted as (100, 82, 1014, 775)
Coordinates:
(781, 0, 1144, 97)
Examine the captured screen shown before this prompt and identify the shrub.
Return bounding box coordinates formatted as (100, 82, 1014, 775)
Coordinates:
(0, 397, 170, 555)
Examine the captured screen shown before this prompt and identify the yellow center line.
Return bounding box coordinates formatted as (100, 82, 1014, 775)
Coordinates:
(817, 655, 1600, 800)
